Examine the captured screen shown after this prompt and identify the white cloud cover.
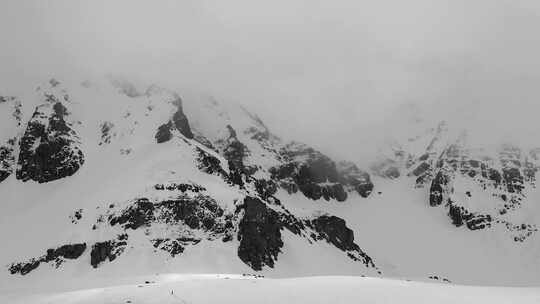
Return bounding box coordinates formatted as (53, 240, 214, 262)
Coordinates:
(1, 0, 540, 163)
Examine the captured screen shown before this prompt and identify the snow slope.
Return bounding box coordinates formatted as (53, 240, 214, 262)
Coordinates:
(1, 274, 539, 304)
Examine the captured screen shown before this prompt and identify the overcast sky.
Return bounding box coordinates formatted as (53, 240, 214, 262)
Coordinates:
(1, 0, 540, 163)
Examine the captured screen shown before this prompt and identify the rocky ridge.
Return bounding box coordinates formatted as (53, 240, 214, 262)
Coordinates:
(374, 121, 539, 241)
(5, 78, 379, 277)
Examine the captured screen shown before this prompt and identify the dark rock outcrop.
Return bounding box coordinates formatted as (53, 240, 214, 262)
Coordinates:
(154, 94, 194, 143)
(196, 147, 228, 178)
(152, 238, 201, 257)
(109, 198, 155, 230)
(429, 170, 451, 207)
(94, 193, 235, 260)
(307, 215, 376, 269)
(45, 243, 87, 261)
(90, 235, 128, 268)
(171, 97, 194, 139)
(154, 182, 206, 192)
(0, 97, 21, 183)
(16, 100, 84, 183)
(155, 195, 227, 231)
(269, 143, 363, 202)
(196, 147, 250, 188)
(237, 196, 284, 270)
(9, 243, 87, 275)
(227, 160, 245, 187)
(447, 202, 492, 230)
(412, 162, 431, 177)
(216, 125, 256, 178)
(107, 194, 233, 235)
(98, 121, 115, 145)
(338, 161, 374, 198)
(193, 132, 216, 150)
(155, 121, 173, 143)
(254, 179, 278, 200)
(9, 259, 40, 275)
(0, 143, 15, 183)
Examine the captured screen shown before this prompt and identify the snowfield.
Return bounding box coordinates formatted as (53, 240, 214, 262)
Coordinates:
(1, 274, 539, 304)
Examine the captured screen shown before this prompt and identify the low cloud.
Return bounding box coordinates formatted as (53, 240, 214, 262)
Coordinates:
(1, 0, 539, 164)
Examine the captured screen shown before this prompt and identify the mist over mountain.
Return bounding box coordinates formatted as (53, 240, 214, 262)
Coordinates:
(1, 1, 540, 303)
(3, 0, 540, 166)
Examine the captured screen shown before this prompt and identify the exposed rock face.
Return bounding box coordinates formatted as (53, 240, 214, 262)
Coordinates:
(242, 108, 281, 145)
(107, 194, 233, 235)
(93, 190, 235, 262)
(215, 125, 256, 178)
(154, 182, 206, 193)
(171, 97, 194, 139)
(16, 92, 84, 183)
(427, 143, 535, 237)
(155, 121, 174, 143)
(0, 96, 23, 183)
(154, 94, 193, 143)
(237, 196, 284, 270)
(308, 215, 376, 269)
(46, 243, 87, 260)
(269, 143, 373, 202)
(270, 142, 342, 201)
(195, 146, 247, 188)
(9, 259, 40, 275)
(98, 121, 115, 145)
(109, 198, 155, 230)
(152, 238, 201, 257)
(192, 131, 216, 150)
(235, 196, 378, 271)
(499, 145, 525, 194)
(9, 183, 378, 274)
(90, 235, 128, 268)
(0, 142, 15, 183)
(377, 121, 539, 241)
(9, 243, 87, 275)
(309, 215, 356, 251)
(190, 100, 373, 204)
(155, 195, 229, 232)
(254, 179, 278, 200)
(70, 209, 83, 224)
(447, 202, 492, 230)
(412, 162, 431, 181)
(429, 170, 451, 207)
(196, 147, 228, 178)
(338, 161, 374, 198)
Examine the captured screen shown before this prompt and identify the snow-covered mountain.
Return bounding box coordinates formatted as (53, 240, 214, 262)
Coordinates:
(374, 119, 539, 242)
(1, 77, 539, 294)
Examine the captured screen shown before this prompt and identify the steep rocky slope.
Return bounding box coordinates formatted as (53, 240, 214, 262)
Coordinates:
(1, 78, 539, 289)
(0, 78, 379, 285)
(373, 120, 539, 242)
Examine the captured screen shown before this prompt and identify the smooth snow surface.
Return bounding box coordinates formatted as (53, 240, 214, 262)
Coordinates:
(1, 274, 539, 304)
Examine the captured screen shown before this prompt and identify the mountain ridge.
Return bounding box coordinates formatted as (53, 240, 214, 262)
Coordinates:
(1, 77, 539, 288)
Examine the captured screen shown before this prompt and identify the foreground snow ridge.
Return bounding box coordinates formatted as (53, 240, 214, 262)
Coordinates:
(3, 274, 539, 304)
